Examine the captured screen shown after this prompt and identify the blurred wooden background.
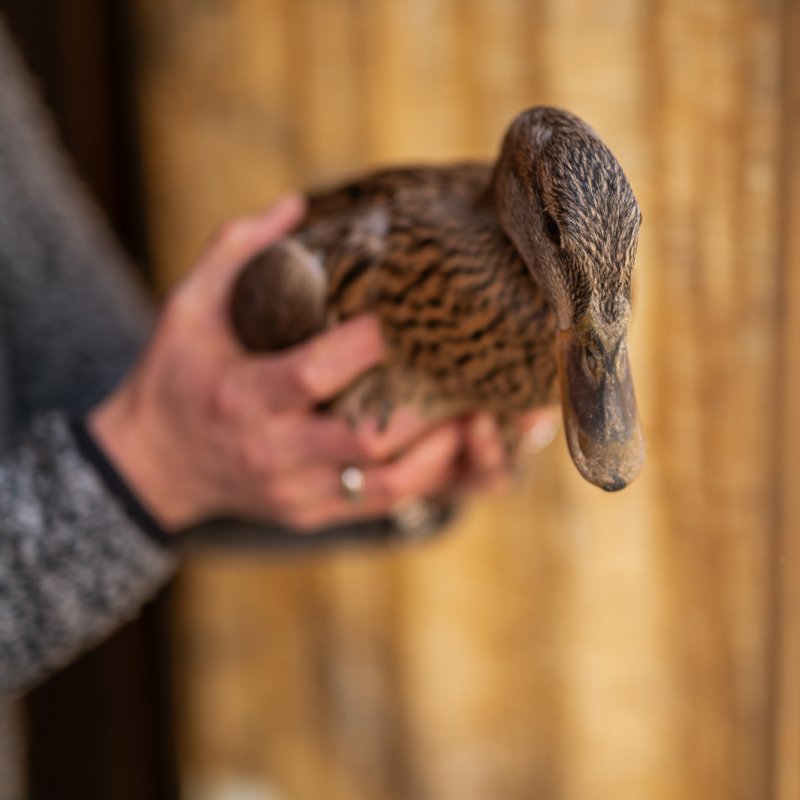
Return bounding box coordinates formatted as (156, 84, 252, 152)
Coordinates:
(128, 1, 800, 798)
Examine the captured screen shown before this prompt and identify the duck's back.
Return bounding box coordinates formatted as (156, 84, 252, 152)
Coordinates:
(305, 163, 489, 216)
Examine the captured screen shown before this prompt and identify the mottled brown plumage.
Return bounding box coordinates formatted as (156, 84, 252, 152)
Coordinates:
(231, 107, 644, 490)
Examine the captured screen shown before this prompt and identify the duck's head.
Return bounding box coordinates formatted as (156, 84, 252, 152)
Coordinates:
(492, 106, 644, 491)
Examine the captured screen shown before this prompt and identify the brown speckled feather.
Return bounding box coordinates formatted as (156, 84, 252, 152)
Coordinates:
(296, 164, 557, 424)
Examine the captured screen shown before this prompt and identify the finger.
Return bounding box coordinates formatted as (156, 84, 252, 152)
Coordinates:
(518, 406, 561, 454)
(263, 423, 462, 530)
(447, 412, 511, 495)
(349, 407, 443, 463)
(464, 412, 506, 474)
(367, 422, 462, 504)
(283, 475, 458, 532)
(256, 463, 403, 529)
(253, 315, 385, 410)
(264, 407, 443, 472)
(455, 461, 511, 495)
(191, 194, 306, 306)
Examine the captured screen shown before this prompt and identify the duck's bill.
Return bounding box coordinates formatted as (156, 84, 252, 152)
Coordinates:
(556, 323, 644, 491)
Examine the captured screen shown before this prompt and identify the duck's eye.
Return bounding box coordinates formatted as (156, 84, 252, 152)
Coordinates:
(543, 212, 562, 247)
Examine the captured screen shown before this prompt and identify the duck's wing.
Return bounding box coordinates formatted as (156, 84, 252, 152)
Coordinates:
(300, 163, 492, 319)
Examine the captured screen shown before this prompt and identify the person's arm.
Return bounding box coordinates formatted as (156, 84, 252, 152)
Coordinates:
(0, 414, 174, 694)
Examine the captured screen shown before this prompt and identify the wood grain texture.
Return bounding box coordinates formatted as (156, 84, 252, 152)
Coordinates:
(128, 1, 796, 798)
(774, 1, 800, 797)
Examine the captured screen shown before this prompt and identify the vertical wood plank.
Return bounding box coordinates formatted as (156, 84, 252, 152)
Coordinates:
(647, 2, 782, 797)
(649, 1, 781, 796)
(774, 0, 800, 796)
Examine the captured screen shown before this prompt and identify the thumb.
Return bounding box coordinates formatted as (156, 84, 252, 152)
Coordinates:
(247, 314, 386, 411)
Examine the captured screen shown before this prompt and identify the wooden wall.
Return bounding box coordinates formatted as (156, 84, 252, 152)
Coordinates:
(128, 1, 800, 798)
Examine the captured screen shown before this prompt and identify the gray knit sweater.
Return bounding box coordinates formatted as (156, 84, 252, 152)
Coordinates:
(0, 23, 175, 694)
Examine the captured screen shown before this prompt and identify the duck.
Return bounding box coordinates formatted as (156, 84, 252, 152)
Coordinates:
(231, 106, 644, 492)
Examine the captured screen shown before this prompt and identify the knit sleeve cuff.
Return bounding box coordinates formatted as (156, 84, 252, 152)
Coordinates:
(69, 418, 174, 550)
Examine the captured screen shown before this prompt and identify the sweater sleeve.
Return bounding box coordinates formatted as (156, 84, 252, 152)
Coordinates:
(0, 414, 175, 695)
(0, 21, 177, 694)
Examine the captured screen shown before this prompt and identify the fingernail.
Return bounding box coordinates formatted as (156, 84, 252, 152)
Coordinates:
(350, 315, 386, 354)
(265, 192, 306, 216)
(473, 412, 497, 441)
(523, 417, 560, 453)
